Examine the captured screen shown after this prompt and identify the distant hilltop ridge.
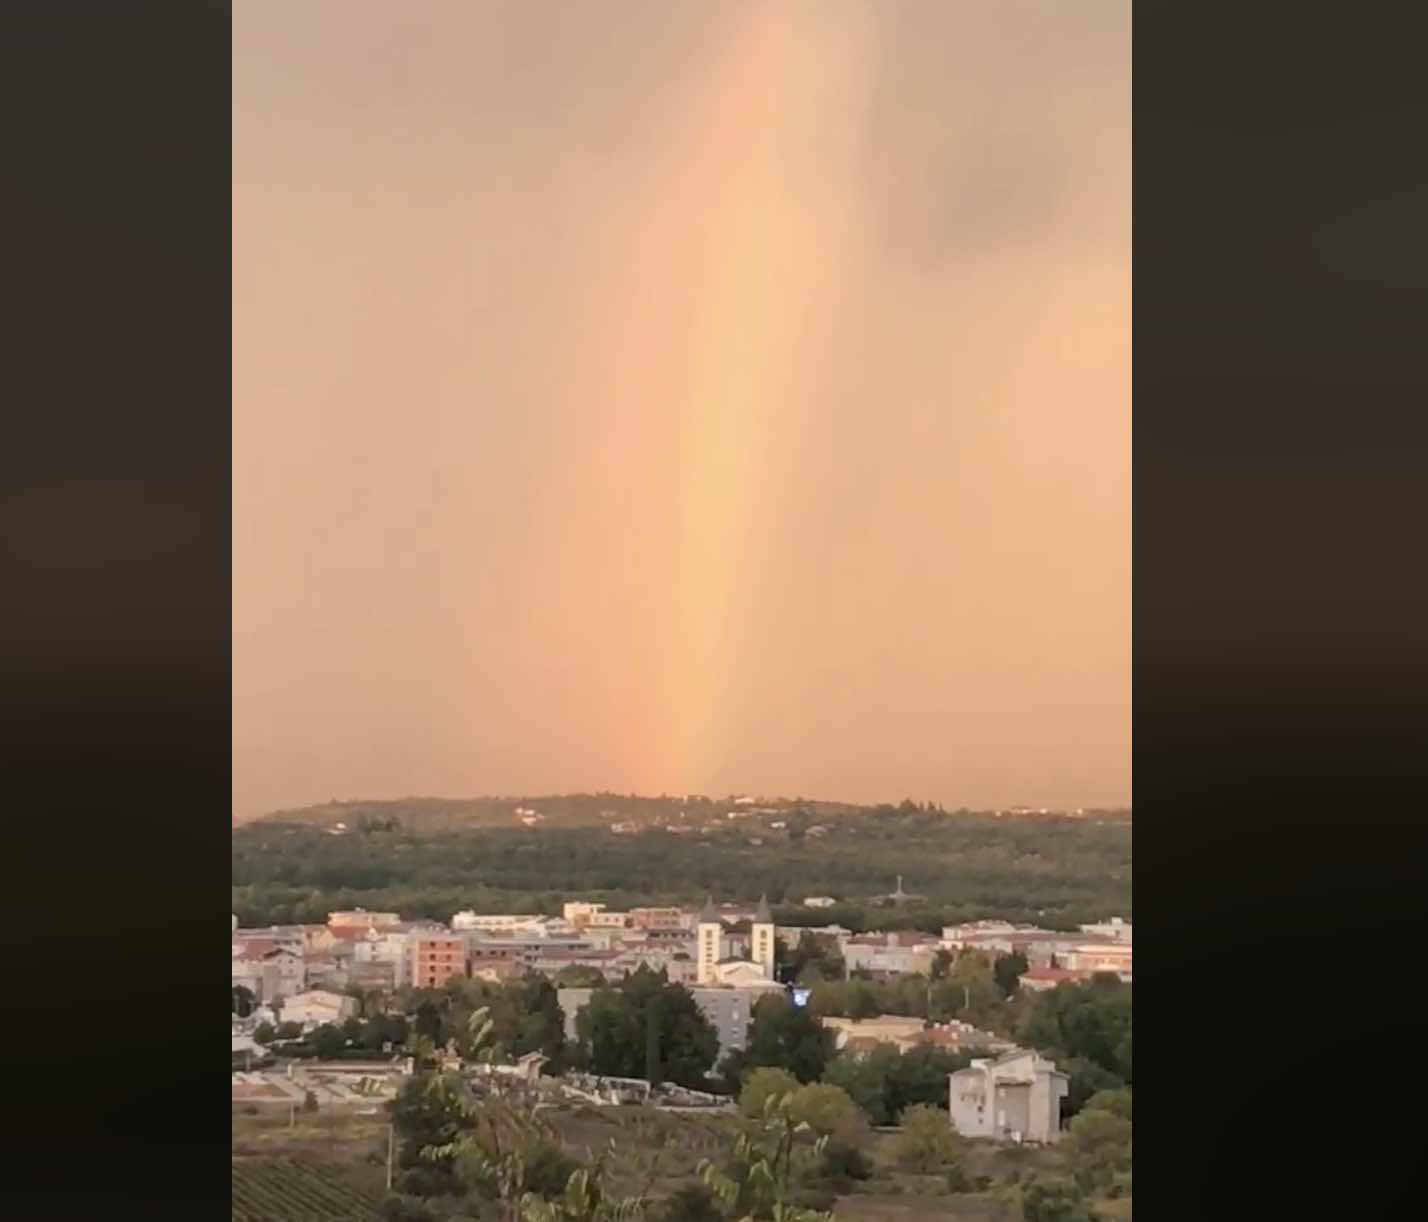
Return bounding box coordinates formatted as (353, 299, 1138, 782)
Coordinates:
(238, 793, 1131, 832)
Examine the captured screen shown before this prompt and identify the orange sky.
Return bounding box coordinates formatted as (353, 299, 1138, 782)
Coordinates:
(233, 1, 1130, 820)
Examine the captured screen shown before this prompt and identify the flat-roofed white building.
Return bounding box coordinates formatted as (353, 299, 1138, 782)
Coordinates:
(949, 1050, 1068, 1144)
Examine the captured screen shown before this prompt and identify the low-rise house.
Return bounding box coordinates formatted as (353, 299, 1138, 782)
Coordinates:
(281, 988, 358, 1029)
(629, 907, 687, 931)
(913, 1021, 1018, 1056)
(1018, 967, 1083, 992)
(821, 1015, 927, 1051)
(1078, 917, 1132, 944)
(1060, 943, 1132, 980)
(233, 946, 305, 1005)
(948, 1050, 1068, 1144)
(843, 931, 938, 977)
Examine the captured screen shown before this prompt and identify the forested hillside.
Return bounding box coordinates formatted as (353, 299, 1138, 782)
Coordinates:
(233, 798, 1130, 930)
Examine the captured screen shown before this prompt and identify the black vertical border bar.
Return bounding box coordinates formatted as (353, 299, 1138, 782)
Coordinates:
(0, 2, 231, 1215)
(1137, 6, 1428, 1217)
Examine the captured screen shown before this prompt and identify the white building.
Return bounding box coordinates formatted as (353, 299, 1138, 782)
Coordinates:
(948, 1051, 1068, 1144)
(327, 909, 402, 931)
(803, 896, 837, 909)
(451, 912, 548, 935)
(1078, 917, 1132, 944)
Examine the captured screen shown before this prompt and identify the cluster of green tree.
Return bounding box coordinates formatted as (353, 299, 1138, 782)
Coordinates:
(796, 946, 1025, 1025)
(1016, 1089, 1133, 1222)
(774, 932, 844, 984)
(232, 809, 1129, 930)
(254, 1012, 410, 1058)
(376, 976, 1132, 1219)
(397, 976, 569, 1068)
(825, 1044, 978, 1127)
(1014, 974, 1132, 1115)
(573, 968, 719, 1090)
(719, 994, 836, 1088)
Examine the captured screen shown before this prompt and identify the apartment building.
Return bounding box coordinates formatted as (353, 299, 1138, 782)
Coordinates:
(411, 934, 466, 989)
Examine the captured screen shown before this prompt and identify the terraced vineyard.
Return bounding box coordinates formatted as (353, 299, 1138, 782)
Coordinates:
(232, 1159, 382, 1221)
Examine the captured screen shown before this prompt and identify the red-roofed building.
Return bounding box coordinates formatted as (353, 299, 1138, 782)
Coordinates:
(1019, 967, 1083, 992)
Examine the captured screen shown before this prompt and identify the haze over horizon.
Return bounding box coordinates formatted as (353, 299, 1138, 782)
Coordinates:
(234, 1, 1130, 822)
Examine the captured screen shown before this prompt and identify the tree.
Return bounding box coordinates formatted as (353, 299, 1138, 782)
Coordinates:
(930, 952, 1002, 1026)
(1016, 978, 1131, 1085)
(517, 1159, 649, 1222)
(785, 1084, 868, 1147)
(889, 1104, 964, 1174)
(823, 1044, 969, 1126)
(1020, 1174, 1092, 1222)
(311, 1023, 345, 1059)
(253, 1020, 276, 1045)
(778, 932, 843, 985)
(739, 1068, 800, 1119)
(413, 1000, 444, 1044)
(822, 1046, 902, 1126)
(700, 1093, 833, 1222)
(1063, 1102, 1132, 1193)
(993, 952, 1028, 998)
(576, 969, 717, 1089)
(741, 995, 835, 1085)
(1082, 1087, 1131, 1121)
(888, 1044, 970, 1117)
(232, 984, 256, 1017)
(276, 1020, 304, 1040)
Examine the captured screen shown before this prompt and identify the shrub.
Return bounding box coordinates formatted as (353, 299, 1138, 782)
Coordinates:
(394, 1166, 460, 1198)
(888, 1103, 963, 1174)
(943, 1163, 973, 1193)
(379, 1195, 440, 1222)
(738, 1067, 800, 1119)
(1063, 1107, 1132, 1192)
(655, 1183, 722, 1222)
(521, 1139, 582, 1200)
(1021, 1173, 1092, 1222)
(816, 1137, 873, 1184)
(787, 1082, 869, 1148)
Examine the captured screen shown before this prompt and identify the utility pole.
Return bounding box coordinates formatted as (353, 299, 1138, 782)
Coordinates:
(386, 1124, 394, 1191)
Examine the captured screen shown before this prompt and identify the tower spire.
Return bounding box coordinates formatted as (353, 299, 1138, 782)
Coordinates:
(755, 893, 771, 923)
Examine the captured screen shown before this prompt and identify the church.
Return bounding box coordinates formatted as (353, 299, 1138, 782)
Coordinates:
(695, 895, 783, 989)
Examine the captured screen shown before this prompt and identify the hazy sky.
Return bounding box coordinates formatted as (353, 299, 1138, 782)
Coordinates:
(234, 1, 1130, 820)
